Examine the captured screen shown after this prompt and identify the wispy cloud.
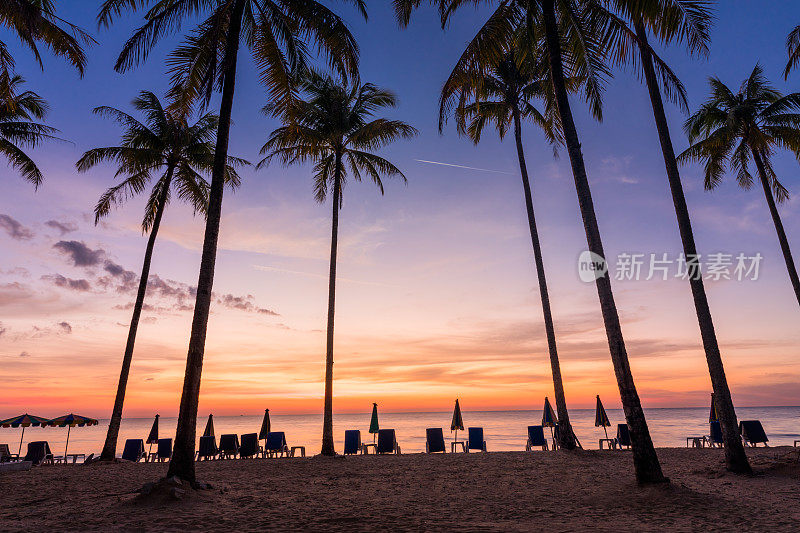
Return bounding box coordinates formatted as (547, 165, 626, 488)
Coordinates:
(414, 159, 513, 175)
(0, 214, 34, 241)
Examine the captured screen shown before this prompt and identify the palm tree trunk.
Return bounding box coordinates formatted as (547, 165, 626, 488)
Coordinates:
(166, 0, 245, 485)
(99, 171, 172, 461)
(751, 149, 800, 307)
(541, 0, 665, 483)
(321, 152, 343, 457)
(634, 20, 752, 474)
(512, 104, 576, 450)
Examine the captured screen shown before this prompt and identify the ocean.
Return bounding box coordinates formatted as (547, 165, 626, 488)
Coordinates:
(5, 406, 800, 458)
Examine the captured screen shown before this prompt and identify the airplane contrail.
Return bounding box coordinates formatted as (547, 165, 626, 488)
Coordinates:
(415, 159, 513, 175)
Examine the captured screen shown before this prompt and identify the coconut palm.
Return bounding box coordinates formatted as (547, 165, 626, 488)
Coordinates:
(679, 64, 800, 308)
(599, 0, 751, 475)
(98, 0, 365, 483)
(0, 74, 57, 188)
(440, 40, 580, 449)
(259, 71, 417, 456)
(77, 91, 246, 462)
(396, 0, 667, 483)
(0, 0, 93, 101)
(784, 24, 800, 79)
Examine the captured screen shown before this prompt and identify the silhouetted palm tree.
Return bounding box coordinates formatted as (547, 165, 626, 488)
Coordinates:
(0, 74, 56, 188)
(784, 24, 800, 79)
(680, 64, 800, 308)
(77, 91, 245, 462)
(260, 71, 417, 456)
(396, 0, 667, 484)
(99, 0, 365, 483)
(439, 40, 580, 449)
(601, 0, 751, 474)
(0, 0, 93, 100)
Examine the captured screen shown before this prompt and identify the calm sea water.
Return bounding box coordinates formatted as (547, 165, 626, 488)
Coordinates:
(5, 407, 800, 458)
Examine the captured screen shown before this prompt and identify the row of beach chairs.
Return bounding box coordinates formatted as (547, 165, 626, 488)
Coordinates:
(687, 420, 771, 448)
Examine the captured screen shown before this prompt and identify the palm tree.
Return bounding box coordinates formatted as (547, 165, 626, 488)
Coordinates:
(260, 71, 417, 456)
(600, 0, 751, 474)
(439, 42, 579, 449)
(679, 64, 800, 309)
(99, 0, 366, 483)
(77, 91, 245, 462)
(0, 0, 93, 101)
(396, 0, 667, 483)
(784, 24, 800, 79)
(0, 74, 57, 188)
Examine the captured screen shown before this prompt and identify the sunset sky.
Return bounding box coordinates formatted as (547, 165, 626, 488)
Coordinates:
(1, 1, 799, 418)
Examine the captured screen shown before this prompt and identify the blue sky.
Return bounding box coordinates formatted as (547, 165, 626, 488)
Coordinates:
(1, 1, 799, 415)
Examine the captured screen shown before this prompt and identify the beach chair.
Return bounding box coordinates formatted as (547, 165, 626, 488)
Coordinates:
(526, 425, 549, 451)
(239, 433, 262, 459)
(466, 427, 487, 453)
(0, 444, 19, 463)
(344, 430, 363, 455)
(740, 420, 769, 447)
(148, 438, 172, 462)
(218, 434, 240, 459)
(615, 424, 631, 450)
(196, 435, 219, 460)
(264, 432, 290, 457)
(425, 428, 446, 453)
(377, 429, 401, 455)
(121, 439, 146, 462)
(706, 421, 724, 448)
(23, 441, 54, 466)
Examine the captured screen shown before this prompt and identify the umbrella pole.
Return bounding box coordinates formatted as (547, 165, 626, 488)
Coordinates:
(603, 426, 608, 439)
(65, 426, 71, 464)
(18, 426, 25, 455)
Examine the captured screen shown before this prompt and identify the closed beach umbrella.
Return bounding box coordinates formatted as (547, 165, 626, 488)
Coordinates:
(0, 413, 49, 455)
(203, 414, 215, 437)
(45, 414, 98, 461)
(369, 403, 379, 443)
(451, 399, 464, 442)
(709, 393, 718, 423)
(146, 414, 159, 455)
(259, 409, 271, 446)
(595, 395, 611, 438)
(542, 397, 558, 440)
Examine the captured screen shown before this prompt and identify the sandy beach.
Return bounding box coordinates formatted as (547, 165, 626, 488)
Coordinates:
(2, 447, 799, 531)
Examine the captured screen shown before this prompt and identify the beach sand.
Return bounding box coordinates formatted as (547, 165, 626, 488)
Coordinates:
(1, 447, 799, 531)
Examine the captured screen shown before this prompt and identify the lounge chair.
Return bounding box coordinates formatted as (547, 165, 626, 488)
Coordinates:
(23, 441, 54, 466)
(239, 433, 262, 458)
(740, 420, 769, 447)
(148, 438, 172, 462)
(121, 439, 146, 462)
(344, 430, 363, 455)
(264, 432, 290, 457)
(377, 429, 401, 455)
(425, 428, 446, 453)
(466, 427, 487, 453)
(615, 424, 631, 450)
(0, 444, 19, 463)
(196, 435, 219, 460)
(526, 425, 549, 451)
(706, 421, 724, 448)
(219, 434, 240, 459)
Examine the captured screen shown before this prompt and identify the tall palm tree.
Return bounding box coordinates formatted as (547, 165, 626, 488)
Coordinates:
(679, 64, 800, 308)
(600, 0, 751, 474)
(0, 74, 56, 188)
(98, 0, 365, 484)
(0, 0, 93, 101)
(784, 24, 800, 79)
(77, 91, 245, 462)
(396, 0, 667, 483)
(440, 42, 579, 450)
(260, 71, 417, 456)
